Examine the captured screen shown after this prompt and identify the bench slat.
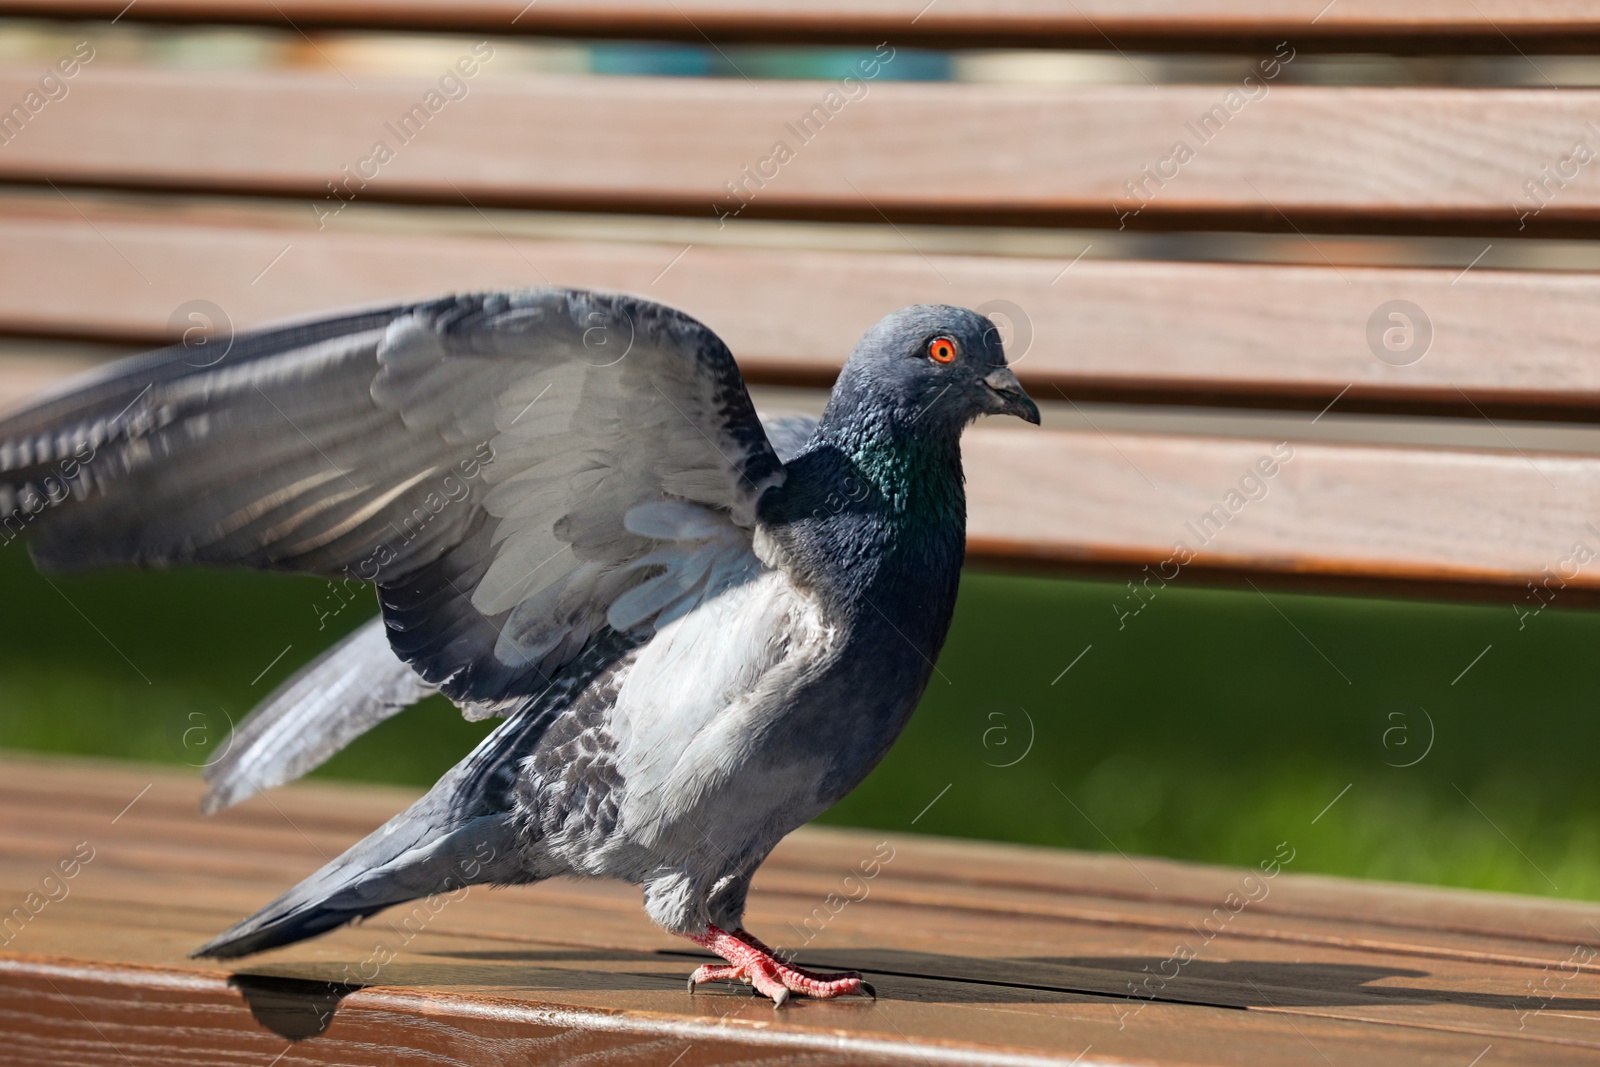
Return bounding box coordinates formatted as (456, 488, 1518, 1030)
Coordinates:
(9, 759, 1600, 952)
(2, 69, 1598, 234)
(3, 200, 1599, 419)
(965, 427, 1600, 601)
(2, 0, 1599, 50)
(2, 337, 1591, 597)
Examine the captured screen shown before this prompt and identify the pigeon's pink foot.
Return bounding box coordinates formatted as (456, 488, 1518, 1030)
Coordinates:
(683, 924, 875, 1006)
(731, 928, 875, 990)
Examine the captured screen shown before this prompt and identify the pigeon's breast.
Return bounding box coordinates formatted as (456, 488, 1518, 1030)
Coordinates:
(604, 565, 839, 852)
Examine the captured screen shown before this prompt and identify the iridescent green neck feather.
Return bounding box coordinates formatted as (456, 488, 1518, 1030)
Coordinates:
(843, 425, 965, 528)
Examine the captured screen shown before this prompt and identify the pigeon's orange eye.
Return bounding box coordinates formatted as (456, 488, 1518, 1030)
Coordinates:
(928, 337, 957, 364)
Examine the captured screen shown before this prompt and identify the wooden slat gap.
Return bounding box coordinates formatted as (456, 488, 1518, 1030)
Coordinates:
(15, 173, 1600, 241)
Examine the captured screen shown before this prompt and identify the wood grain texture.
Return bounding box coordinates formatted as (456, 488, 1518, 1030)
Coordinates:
(3, 754, 1600, 1065)
(3, 0, 1600, 50)
(4, 198, 1600, 420)
(3, 68, 1600, 233)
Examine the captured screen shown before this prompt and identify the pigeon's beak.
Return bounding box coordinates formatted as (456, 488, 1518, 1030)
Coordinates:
(981, 367, 1041, 425)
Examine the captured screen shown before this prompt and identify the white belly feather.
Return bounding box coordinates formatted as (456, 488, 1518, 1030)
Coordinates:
(609, 565, 834, 849)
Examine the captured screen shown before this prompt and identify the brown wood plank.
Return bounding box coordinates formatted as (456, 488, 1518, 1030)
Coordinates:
(4, 0, 1600, 52)
(4, 197, 1600, 421)
(5, 352, 1600, 599)
(1, 756, 1591, 960)
(6, 754, 1600, 1064)
(8, 818, 1599, 1007)
(15, 811, 1600, 1004)
(13, 866, 1600, 1059)
(0, 960, 917, 1067)
(7, 953, 1575, 1067)
(965, 428, 1600, 599)
(6, 810, 1594, 988)
(4, 68, 1600, 234)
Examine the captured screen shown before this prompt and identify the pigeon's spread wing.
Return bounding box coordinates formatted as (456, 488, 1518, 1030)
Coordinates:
(0, 289, 786, 713)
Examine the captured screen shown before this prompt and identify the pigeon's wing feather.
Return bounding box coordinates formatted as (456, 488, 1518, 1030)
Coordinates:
(200, 616, 437, 813)
(0, 289, 786, 714)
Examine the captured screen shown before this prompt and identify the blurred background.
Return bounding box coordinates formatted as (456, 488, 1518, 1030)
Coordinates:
(4, 15, 1600, 902)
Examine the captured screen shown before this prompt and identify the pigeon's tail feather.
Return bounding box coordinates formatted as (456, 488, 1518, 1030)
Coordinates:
(193, 709, 550, 960)
(202, 617, 437, 814)
(192, 799, 526, 960)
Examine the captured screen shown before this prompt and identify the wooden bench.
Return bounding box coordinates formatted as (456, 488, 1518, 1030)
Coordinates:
(4, 2, 1600, 1062)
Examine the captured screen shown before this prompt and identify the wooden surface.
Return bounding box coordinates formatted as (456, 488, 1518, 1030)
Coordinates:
(6, 0, 1600, 51)
(2, 753, 1600, 1065)
(6, 194, 1600, 420)
(8, 68, 1600, 234)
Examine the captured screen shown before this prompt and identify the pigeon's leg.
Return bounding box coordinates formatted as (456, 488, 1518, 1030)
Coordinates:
(683, 925, 873, 1005)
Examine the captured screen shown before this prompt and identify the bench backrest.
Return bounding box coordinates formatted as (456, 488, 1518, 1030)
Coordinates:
(1, 1, 1595, 602)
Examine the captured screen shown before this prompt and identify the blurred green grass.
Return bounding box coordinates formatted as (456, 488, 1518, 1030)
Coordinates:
(2, 542, 1596, 901)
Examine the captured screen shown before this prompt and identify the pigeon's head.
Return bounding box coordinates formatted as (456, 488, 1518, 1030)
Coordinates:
(828, 305, 1040, 436)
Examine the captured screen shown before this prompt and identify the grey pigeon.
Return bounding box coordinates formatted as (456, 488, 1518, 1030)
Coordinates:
(0, 289, 1038, 1004)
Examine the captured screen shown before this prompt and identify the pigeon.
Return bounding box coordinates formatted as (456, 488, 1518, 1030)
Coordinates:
(0, 288, 1038, 1004)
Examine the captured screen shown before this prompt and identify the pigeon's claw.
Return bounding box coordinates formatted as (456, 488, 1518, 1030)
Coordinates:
(683, 925, 874, 1006)
(687, 963, 743, 993)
